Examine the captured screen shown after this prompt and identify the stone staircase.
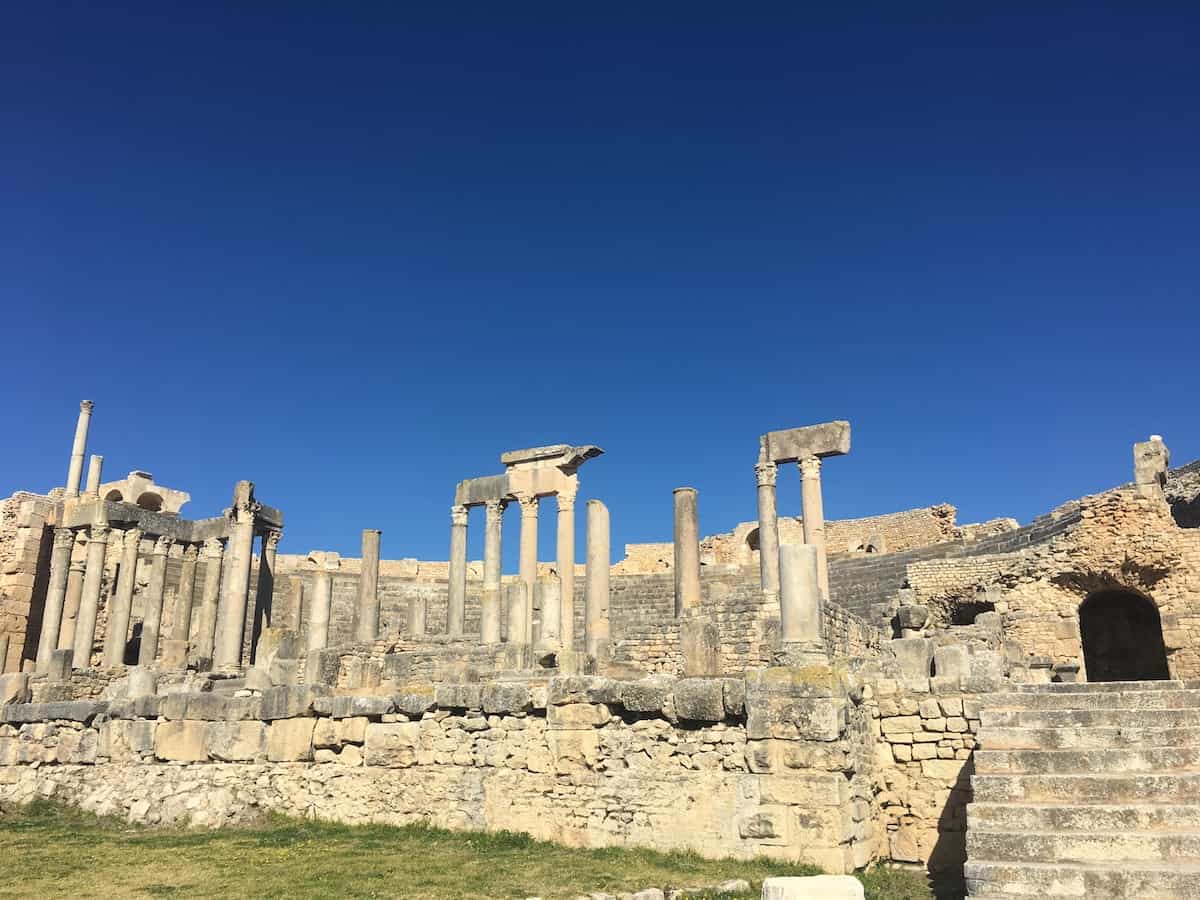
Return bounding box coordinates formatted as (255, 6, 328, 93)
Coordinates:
(964, 681, 1200, 898)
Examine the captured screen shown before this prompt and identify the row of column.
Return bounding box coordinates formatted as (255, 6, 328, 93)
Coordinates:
(34, 521, 280, 675)
(755, 455, 830, 601)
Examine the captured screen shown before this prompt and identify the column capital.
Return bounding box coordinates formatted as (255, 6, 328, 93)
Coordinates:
(124, 527, 144, 549)
(182, 543, 200, 561)
(79, 400, 95, 413)
(451, 504, 469, 526)
(52, 527, 76, 551)
(799, 455, 821, 479)
(263, 528, 282, 551)
(202, 537, 225, 558)
(755, 460, 778, 487)
(153, 535, 175, 556)
(484, 497, 508, 515)
(89, 524, 111, 543)
(513, 492, 539, 517)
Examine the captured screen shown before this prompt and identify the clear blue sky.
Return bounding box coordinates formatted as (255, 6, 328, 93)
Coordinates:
(3, 3, 1198, 566)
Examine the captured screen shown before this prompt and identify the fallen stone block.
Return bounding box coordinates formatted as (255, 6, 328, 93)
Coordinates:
(762, 875, 864, 899)
(3, 701, 107, 725)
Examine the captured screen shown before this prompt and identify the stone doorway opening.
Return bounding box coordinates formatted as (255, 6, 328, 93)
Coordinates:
(1079, 589, 1170, 682)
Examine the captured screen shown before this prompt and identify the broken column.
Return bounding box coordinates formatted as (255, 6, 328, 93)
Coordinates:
(59, 554, 85, 653)
(84, 454, 103, 498)
(557, 481, 578, 650)
(306, 552, 338, 654)
(355, 528, 381, 642)
(214, 481, 257, 670)
(36, 527, 75, 673)
(585, 499, 610, 658)
(73, 524, 109, 668)
(193, 538, 224, 666)
(1133, 435, 1170, 500)
(673, 487, 701, 616)
(104, 527, 142, 667)
(778, 543, 827, 665)
(799, 457, 829, 599)
(481, 501, 505, 643)
(755, 444, 781, 602)
(64, 400, 94, 498)
(515, 493, 538, 644)
(138, 535, 173, 666)
(447, 505, 468, 637)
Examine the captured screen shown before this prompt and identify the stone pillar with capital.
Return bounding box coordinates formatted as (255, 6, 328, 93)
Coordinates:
(59, 554, 86, 653)
(799, 456, 830, 600)
(64, 400, 94, 498)
(37, 528, 76, 673)
(585, 499, 610, 658)
(251, 528, 282, 659)
(514, 492, 539, 644)
(138, 535, 174, 666)
(447, 505, 468, 637)
(104, 528, 142, 667)
(73, 524, 110, 668)
(755, 452, 781, 603)
(481, 500, 506, 643)
(193, 539, 224, 667)
(214, 483, 258, 670)
(556, 480, 578, 650)
(355, 529, 381, 643)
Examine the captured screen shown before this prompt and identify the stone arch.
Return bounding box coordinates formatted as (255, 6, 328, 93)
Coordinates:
(1079, 589, 1170, 682)
(104, 489, 124, 502)
(746, 528, 760, 552)
(136, 492, 164, 512)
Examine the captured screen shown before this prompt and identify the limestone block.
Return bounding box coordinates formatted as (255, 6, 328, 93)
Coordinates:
(762, 875, 864, 899)
(159, 639, 188, 669)
(933, 645, 968, 681)
(964, 649, 1005, 692)
(0, 674, 31, 706)
(556, 649, 596, 676)
(205, 721, 267, 762)
(435, 683, 482, 710)
(56, 728, 98, 764)
(481, 682, 531, 715)
(100, 719, 156, 760)
(363, 722, 420, 767)
(547, 675, 622, 706)
(679, 617, 721, 677)
(313, 718, 339, 749)
(337, 744, 364, 766)
(125, 667, 157, 699)
(722, 678, 746, 717)
(547, 703, 609, 728)
(0, 737, 17, 766)
(889, 637, 933, 687)
(896, 605, 929, 631)
(393, 687, 436, 717)
(3, 701, 106, 725)
(261, 685, 329, 720)
(337, 716, 368, 744)
(672, 678, 725, 722)
(313, 695, 394, 719)
(267, 718, 315, 762)
(155, 721, 208, 762)
(547, 728, 600, 767)
(618, 676, 675, 713)
(306, 648, 341, 686)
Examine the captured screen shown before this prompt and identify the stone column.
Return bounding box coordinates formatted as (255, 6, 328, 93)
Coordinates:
(481, 500, 505, 644)
(214, 488, 257, 670)
(355, 529, 382, 643)
(535, 575, 560, 651)
(193, 539, 224, 666)
(251, 528, 282, 658)
(36, 528, 76, 672)
(172, 544, 200, 642)
(85, 455, 104, 499)
(73, 524, 109, 668)
(408, 591, 427, 638)
(104, 528, 142, 667)
(515, 493, 538, 644)
(307, 555, 336, 654)
(755, 454, 781, 602)
(59, 555, 86, 652)
(138, 536, 173, 666)
(64, 400, 94, 498)
(447, 505, 468, 637)
(585, 499, 610, 658)
(673, 487, 701, 616)
(778, 543, 826, 663)
(556, 482, 578, 650)
(505, 582, 528, 646)
(799, 456, 830, 600)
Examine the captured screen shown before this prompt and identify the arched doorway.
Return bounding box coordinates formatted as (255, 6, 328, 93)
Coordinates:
(1079, 589, 1170, 682)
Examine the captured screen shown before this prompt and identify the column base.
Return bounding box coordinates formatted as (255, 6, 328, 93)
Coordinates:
(774, 641, 829, 667)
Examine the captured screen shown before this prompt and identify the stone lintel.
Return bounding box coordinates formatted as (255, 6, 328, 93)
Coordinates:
(764, 421, 851, 464)
(454, 474, 510, 507)
(501, 444, 604, 472)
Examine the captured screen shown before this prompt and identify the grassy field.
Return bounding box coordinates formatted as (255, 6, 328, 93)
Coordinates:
(0, 802, 930, 899)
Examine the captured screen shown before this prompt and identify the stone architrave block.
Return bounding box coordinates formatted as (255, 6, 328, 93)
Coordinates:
(672, 678, 725, 722)
(435, 683, 482, 710)
(481, 682, 531, 715)
(393, 687, 436, 717)
(205, 721, 267, 762)
(619, 676, 675, 713)
(155, 721, 208, 762)
(764, 421, 851, 463)
(267, 718, 315, 762)
(261, 685, 329, 720)
(313, 695, 394, 719)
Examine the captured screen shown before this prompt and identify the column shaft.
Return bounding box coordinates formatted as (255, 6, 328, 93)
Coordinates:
(673, 487, 701, 616)
(138, 536, 173, 666)
(447, 506, 468, 637)
(356, 529, 382, 642)
(308, 568, 333, 653)
(516, 494, 538, 644)
(85, 455, 104, 498)
(779, 543, 826, 656)
(193, 540, 224, 665)
(556, 491, 576, 650)
(73, 525, 109, 667)
(481, 500, 505, 643)
(172, 545, 199, 642)
(505, 582, 528, 646)
(104, 528, 142, 667)
(756, 459, 781, 600)
(251, 529, 281, 659)
(64, 400, 94, 498)
(59, 558, 86, 652)
(585, 499, 611, 658)
(214, 512, 256, 669)
(36, 528, 75, 672)
(535, 576, 560, 650)
(799, 456, 830, 599)
(408, 591, 427, 637)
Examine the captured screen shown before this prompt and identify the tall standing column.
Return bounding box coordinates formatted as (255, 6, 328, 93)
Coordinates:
(37, 528, 76, 672)
(585, 499, 610, 658)
(515, 493, 538, 644)
(447, 505, 468, 637)
(755, 455, 781, 602)
(779, 543, 827, 663)
(673, 487, 701, 616)
(481, 500, 505, 643)
(356, 529, 382, 643)
(799, 456, 830, 600)
(104, 528, 142, 667)
(59, 555, 86, 652)
(556, 483, 578, 651)
(64, 400, 94, 498)
(138, 536, 173, 666)
(73, 524, 110, 668)
(214, 487, 257, 670)
(251, 528, 282, 657)
(84, 455, 104, 498)
(172, 544, 199, 643)
(193, 539, 224, 666)
(307, 555, 335, 654)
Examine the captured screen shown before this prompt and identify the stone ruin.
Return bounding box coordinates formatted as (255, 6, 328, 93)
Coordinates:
(2, 403, 1199, 898)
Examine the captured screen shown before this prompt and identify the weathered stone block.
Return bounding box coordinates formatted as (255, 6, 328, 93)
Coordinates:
(56, 728, 98, 764)
(679, 617, 721, 677)
(435, 683, 482, 710)
(363, 722, 420, 766)
(672, 678, 725, 722)
(337, 716, 368, 744)
(261, 685, 329, 720)
(3, 701, 106, 724)
(393, 686, 436, 717)
(267, 718, 315, 762)
(547, 702, 609, 728)
(313, 695, 394, 719)
(155, 721, 207, 762)
(312, 718, 339, 749)
(206, 721, 267, 762)
(100, 719, 156, 760)
(481, 682, 531, 715)
(890, 637, 933, 687)
(547, 675, 622, 706)
(722, 677, 747, 716)
(619, 676, 675, 713)
(0, 673, 31, 706)
(933, 645, 968, 681)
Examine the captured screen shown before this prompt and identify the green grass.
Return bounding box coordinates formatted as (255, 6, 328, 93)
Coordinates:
(0, 801, 930, 899)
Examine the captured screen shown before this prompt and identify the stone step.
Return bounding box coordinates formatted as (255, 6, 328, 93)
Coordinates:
(973, 746, 1200, 775)
(964, 859, 1200, 898)
(1010, 680, 1189, 694)
(968, 801, 1200, 832)
(967, 829, 1200, 864)
(978, 724, 1200, 750)
(982, 706, 1200, 729)
(973, 772, 1200, 804)
(984, 688, 1200, 712)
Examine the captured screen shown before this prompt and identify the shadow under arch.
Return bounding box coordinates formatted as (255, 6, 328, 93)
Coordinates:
(1079, 588, 1169, 682)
